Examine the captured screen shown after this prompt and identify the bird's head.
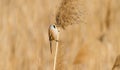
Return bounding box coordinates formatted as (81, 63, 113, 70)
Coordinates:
(50, 24, 60, 32)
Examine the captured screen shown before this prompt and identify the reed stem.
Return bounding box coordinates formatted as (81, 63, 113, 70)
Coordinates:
(53, 31, 59, 70)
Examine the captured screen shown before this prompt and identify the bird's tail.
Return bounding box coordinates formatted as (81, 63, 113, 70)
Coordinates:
(50, 41, 52, 54)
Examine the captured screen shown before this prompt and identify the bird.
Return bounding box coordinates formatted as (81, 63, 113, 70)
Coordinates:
(48, 24, 59, 54)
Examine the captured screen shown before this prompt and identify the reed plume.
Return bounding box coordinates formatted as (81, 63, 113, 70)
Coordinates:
(55, 0, 86, 29)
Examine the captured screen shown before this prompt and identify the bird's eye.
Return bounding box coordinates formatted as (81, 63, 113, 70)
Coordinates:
(53, 25, 55, 28)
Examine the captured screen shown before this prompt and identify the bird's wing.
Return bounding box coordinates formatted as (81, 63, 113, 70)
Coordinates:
(48, 27, 52, 41)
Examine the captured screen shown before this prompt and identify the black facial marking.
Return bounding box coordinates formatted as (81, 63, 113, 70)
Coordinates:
(53, 25, 55, 28)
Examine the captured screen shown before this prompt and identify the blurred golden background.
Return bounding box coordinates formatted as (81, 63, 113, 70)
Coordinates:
(0, 0, 120, 70)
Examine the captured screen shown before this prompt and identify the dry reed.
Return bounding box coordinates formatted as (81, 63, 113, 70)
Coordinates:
(53, 0, 86, 70)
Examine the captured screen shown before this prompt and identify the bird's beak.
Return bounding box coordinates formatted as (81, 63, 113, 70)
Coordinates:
(57, 27, 60, 32)
(58, 30, 60, 32)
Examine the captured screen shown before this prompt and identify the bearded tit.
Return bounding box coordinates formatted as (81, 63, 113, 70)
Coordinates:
(48, 24, 59, 54)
